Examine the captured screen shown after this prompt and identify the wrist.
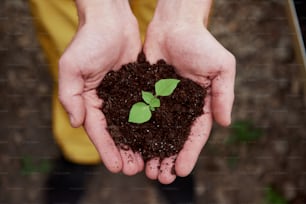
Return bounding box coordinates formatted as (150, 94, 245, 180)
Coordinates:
(75, 0, 132, 25)
(152, 0, 212, 27)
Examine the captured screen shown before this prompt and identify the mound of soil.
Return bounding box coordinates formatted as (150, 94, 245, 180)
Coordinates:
(97, 53, 206, 161)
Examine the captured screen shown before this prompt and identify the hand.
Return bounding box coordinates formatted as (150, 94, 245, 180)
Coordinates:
(143, 0, 236, 184)
(58, 0, 143, 175)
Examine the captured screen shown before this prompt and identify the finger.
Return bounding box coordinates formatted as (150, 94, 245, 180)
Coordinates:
(84, 104, 122, 173)
(119, 37, 143, 68)
(120, 149, 140, 176)
(143, 38, 167, 64)
(145, 157, 160, 180)
(58, 56, 85, 127)
(158, 156, 177, 184)
(175, 96, 212, 177)
(212, 53, 236, 126)
(135, 152, 145, 172)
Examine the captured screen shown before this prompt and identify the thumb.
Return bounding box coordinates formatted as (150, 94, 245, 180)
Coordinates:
(58, 57, 85, 127)
(211, 53, 236, 126)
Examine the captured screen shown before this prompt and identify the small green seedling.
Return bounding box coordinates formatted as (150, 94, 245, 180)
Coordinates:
(128, 78, 180, 124)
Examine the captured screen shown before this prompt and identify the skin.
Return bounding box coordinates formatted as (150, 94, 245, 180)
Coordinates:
(59, 0, 144, 174)
(144, 0, 236, 184)
(58, 0, 236, 184)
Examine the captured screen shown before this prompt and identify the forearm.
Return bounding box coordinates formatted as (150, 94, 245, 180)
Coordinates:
(152, 0, 213, 26)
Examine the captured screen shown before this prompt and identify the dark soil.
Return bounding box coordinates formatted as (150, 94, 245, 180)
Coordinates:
(97, 53, 206, 161)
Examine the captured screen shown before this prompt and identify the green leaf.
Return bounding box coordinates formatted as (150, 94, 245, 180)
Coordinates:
(128, 102, 152, 124)
(142, 91, 155, 104)
(149, 98, 160, 108)
(155, 79, 180, 96)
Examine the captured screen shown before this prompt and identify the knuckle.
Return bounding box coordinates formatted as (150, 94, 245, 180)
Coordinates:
(58, 92, 68, 107)
(58, 53, 74, 71)
(221, 52, 236, 73)
(227, 52, 236, 67)
(58, 87, 71, 108)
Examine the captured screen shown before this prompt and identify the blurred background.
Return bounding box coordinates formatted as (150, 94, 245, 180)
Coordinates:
(0, 0, 305, 203)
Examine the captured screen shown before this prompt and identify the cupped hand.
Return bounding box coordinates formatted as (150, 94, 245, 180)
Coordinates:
(58, 0, 143, 175)
(144, 17, 236, 184)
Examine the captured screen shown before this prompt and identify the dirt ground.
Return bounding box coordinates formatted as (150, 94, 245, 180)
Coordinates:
(0, 0, 305, 203)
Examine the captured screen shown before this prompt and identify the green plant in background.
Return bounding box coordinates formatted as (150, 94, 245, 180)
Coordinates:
(226, 120, 263, 144)
(264, 186, 288, 204)
(128, 78, 180, 124)
(21, 155, 52, 175)
(225, 120, 263, 169)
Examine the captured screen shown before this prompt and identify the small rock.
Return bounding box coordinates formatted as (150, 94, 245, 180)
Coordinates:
(13, 132, 23, 144)
(37, 83, 49, 95)
(195, 183, 206, 196)
(6, 0, 24, 9)
(283, 182, 297, 200)
(17, 35, 31, 48)
(275, 37, 294, 63)
(273, 140, 289, 155)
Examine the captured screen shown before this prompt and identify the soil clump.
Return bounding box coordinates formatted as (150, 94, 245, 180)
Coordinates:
(97, 53, 206, 161)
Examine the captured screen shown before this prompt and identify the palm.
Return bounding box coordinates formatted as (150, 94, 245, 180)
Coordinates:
(144, 23, 235, 183)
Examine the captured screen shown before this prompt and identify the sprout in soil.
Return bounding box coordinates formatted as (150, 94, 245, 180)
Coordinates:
(128, 78, 180, 124)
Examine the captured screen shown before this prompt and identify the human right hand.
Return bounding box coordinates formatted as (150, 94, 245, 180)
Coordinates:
(58, 0, 143, 175)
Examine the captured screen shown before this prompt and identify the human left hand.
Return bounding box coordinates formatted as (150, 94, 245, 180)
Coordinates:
(143, 0, 236, 184)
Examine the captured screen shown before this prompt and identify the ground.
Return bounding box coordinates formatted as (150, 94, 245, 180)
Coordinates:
(0, 0, 305, 203)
